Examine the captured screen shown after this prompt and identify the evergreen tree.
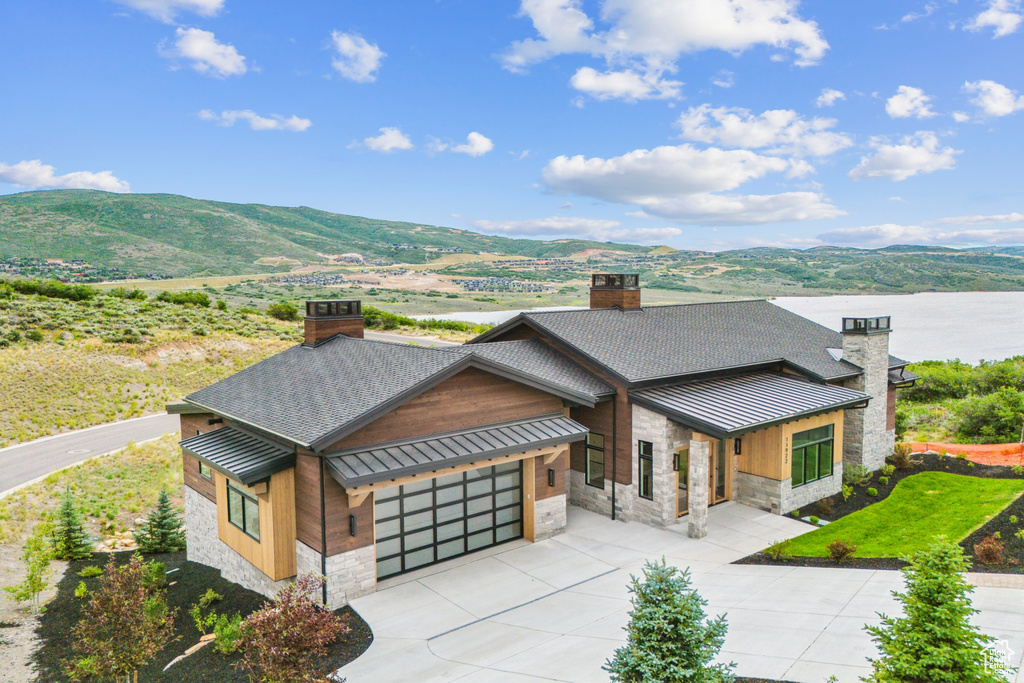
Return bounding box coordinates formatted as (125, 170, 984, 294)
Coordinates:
(605, 558, 734, 683)
(864, 539, 1012, 683)
(50, 487, 93, 561)
(133, 489, 186, 554)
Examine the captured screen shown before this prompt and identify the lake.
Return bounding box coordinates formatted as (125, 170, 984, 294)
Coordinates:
(415, 291, 1024, 363)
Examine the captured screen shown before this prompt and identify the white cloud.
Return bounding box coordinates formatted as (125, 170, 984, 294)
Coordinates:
(569, 67, 682, 101)
(711, 69, 734, 88)
(964, 0, 1022, 37)
(330, 31, 385, 83)
(848, 131, 960, 181)
(885, 85, 937, 119)
(952, 110, 971, 122)
(677, 105, 854, 158)
(163, 27, 246, 78)
(937, 211, 1024, 225)
(815, 88, 846, 107)
(451, 132, 494, 157)
(541, 143, 843, 225)
(471, 216, 682, 242)
(876, 2, 938, 30)
(355, 127, 413, 152)
(502, 0, 828, 102)
(112, 0, 223, 23)
(198, 109, 312, 132)
(0, 159, 130, 193)
(964, 79, 1024, 116)
(819, 223, 1024, 247)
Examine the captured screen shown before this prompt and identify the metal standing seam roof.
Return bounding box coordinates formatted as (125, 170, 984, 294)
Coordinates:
(629, 372, 871, 438)
(180, 425, 295, 485)
(325, 413, 589, 488)
(889, 367, 920, 385)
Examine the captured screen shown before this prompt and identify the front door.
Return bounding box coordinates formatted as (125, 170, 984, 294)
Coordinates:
(708, 440, 728, 505)
(675, 448, 689, 517)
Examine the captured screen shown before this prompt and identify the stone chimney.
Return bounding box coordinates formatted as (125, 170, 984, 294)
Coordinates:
(589, 273, 641, 310)
(303, 300, 364, 346)
(841, 316, 894, 471)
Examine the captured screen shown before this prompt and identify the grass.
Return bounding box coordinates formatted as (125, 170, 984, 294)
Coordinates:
(0, 435, 183, 545)
(782, 472, 1024, 558)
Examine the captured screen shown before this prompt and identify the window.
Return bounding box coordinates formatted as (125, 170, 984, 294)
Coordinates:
(586, 433, 605, 488)
(199, 462, 212, 479)
(227, 482, 260, 541)
(791, 425, 835, 488)
(638, 441, 653, 500)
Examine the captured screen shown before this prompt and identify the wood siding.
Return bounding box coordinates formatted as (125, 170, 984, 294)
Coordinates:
(589, 288, 641, 310)
(294, 453, 375, 557)
(886, 386, 897, 431)
(214, 468, 297, 581)
(736, 410, 845, 482)
(304, 317, 364, 345)
(180, 413, 220, 502)
(535, 448, 566, 501)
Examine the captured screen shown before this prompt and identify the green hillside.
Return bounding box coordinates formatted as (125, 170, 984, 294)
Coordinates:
(0, 190, 651, 277)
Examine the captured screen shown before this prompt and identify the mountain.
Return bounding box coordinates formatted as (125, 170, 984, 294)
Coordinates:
(0, 190, 651, 278)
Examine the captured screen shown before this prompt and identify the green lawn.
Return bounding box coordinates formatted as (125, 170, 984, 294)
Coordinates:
(783, 472, 1024, 558)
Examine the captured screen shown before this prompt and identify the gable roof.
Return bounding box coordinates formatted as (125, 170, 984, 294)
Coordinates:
(471, 300, 908, 384)
(184, 336, 611, 451)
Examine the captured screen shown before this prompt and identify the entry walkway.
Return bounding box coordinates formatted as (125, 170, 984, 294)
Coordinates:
(339, 503, 1024, 683)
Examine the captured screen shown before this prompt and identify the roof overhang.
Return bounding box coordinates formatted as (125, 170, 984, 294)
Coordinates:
(180, 425, 296, 486)
(888, 367, 919, 388)
(324, 413, 588, 489)
(629, 372, 870, 440)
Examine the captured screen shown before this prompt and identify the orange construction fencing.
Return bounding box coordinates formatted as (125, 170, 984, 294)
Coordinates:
(909, 441, 1024, 466)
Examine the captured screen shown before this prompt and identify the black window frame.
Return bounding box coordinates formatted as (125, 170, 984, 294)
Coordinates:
(585, 433, 605, 488)
(791, 424, 835, 488)
(199, 462, 212, 479)
(638, 440, 654, 500)
(226, 481, 260, 541)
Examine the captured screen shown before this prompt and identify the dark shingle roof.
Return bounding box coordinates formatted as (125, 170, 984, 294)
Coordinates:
(474, 300, 907, 383)
(630, 372, 870, 438)
(180, 425, 295, 485)
(325, 414, 588, 488)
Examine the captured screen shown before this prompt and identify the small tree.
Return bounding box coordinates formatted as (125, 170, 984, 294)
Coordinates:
(605, 558, 734, 683)
(65, 554, 175, 683)
(266, 302, 300, 322)
(237, 574, 348, 683)
(133, 489, 186, 554)
(51, 487, 93, 561)
(3, 529, 53, 611)
(863, 539, 1011, 683)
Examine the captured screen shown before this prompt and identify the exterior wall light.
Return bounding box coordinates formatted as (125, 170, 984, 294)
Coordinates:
(349, 513, 358, 537)
(547, 468, 555, 487)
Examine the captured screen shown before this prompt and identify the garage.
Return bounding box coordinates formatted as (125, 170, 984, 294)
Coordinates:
(373, 461, 523, 579)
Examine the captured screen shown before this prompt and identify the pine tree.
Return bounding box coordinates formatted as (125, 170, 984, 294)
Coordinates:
(605, 558, 734, 683)
(864, 539, 1011, 683)
(50, 487, 93, 561)
(133, 489, 186, 554)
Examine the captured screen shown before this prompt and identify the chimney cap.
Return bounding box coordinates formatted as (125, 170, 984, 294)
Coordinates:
(591, 273, 639, 290)
(842, 316, 891, 335)
(305, 300, 362, 320)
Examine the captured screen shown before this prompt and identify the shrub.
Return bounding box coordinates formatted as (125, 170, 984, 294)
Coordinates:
(51, 487, 93, 561)
(952, 386, 1024, 443)
(75, 581, 89, 599)
(237, 574, 348, 683)
(1010, 515, 1018, 525)
(1012, 465, 1024, 476)
(1, 277, 96, 301)
(879, 476, 889, 486)
(605, 558, 734, 683)
(765, 539, 791, 561)
(198, 588, 223, 609)
(1015, 529, 1024, 543)
(133, 488, 186, 554)
(881, 464, 896, 477)
(816, 497, 834, 516)
(108, 287, 147, 300)
(65, 554, 175, 682)
(889, 443, 914, 470)
(864, 540, 1008, 682)
(156, 290, 210, 307)
(867, 487, 878, 497)
(190, 603, 218, 636)
(973, 536, 1005, 565)
(191, 325, 207, 336)
(841, 484, 853, 501)
(26, 329, 45, 342)
(266, 302, 300, 321)
(790, 509, 801, 518)
(809, 516, 820, 525)
(213, 613, 244, 654)
(78, 566, 102, 578)
(215, 299, 228, 311)
(827, 539, 857, 564)
(843, 463, 872, 487)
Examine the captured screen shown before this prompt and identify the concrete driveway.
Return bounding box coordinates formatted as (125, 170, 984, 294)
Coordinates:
(339, 503, 1024, 683)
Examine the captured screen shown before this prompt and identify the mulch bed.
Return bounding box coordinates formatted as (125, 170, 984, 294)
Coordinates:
(735, 453, 1024, 573)
(33, 550, 373, 683)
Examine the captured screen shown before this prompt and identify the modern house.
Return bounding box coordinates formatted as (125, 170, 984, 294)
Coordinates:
(170, 276, 916, 608)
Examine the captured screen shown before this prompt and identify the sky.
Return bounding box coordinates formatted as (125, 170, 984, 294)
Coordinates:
(2, 0, 1023, 251)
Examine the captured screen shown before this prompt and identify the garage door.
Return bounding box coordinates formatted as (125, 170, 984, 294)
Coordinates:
(374, 461, 523, 579)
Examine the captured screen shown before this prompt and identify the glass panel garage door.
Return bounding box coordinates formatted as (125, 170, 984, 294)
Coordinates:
(374, 461, 523, 580)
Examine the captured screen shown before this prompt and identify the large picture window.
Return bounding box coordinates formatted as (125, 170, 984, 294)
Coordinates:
(791, 425, 835, 488)
(586, 433, 605, 488)
(638, 440, 653, 500)
(227, 482, 260, 541)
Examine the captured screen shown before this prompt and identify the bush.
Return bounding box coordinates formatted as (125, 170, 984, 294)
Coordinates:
(879, 476, 889, 486)
(867, 487, 878, 497)
(1, 277, 96, 302)
(864, 539, 1007, 682)
(952, 387, 1024, 443)
(108, 287, 147, 300)
(26, 329, 45, 342)
(889, 443, 914, 470)
(75, 581, 89, 599)
(215, 299, 228, 311)
(605, 558, 734, 682)
(1013, 465, 1024, 476)
(133, 488, 186, 554)
(156, 290, 210, 307)
(973, 536, 1005, 565)
(841, 484, 853, 501)
(144, 561, 167, 589)
(816, 497, 834, 516)
(809, 516, 820, 525)
(827, 539, 857, 564)
(881, 464, 896, 477)
(237, 574, 348, 683)
(198, 588, 223, 608)
(51, 487, 93, 561)
(213, 613, 244, 654)
(843, 463, 872, 487)
(1010, 515, 1018, 524)
(266, 302, 300, 321)
(78, 566, 102, 578)
(765, 539, 791, 561)
(790, 509, 801, 518)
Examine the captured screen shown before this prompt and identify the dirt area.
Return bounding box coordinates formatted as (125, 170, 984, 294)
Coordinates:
(0, 545, 67, 683)
(910, 441, 1024, 466)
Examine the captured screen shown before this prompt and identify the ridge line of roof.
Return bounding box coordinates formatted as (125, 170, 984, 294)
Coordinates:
(519, 299, 770, 316)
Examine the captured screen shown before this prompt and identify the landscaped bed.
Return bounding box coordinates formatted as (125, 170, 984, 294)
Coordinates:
(33, 550, 373, 683)
(738, 452, 1024, 573)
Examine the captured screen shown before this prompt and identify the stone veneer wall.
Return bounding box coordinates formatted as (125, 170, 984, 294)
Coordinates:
(631, 405, 691, 527)
(533, 493, 567, 541)
(842, 331, 892, 471)
(296, 541, 376, 609)
(568, 470, 630, 519)
(733, 470, 841, 515)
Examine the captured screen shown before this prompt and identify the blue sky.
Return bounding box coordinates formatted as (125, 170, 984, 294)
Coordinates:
(2, 0, 1023, 251)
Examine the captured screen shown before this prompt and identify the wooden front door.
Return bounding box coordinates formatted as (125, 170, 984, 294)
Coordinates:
(708, 440, 728, 505)
(675, 448, 689, 517)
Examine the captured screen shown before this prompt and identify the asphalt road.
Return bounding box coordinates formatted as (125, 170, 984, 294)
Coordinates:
(0, 413, 181, 495)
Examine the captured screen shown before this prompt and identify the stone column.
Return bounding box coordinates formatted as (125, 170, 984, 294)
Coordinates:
(842, 327, 891, 471)
(688, 439, 709, 539)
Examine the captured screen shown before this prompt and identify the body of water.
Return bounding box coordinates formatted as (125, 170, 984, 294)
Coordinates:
(415, 291, 1024, 363)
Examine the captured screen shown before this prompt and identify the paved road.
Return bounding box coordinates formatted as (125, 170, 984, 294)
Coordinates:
(0, 413, 180, 495)
(365, 331, 460, 347)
